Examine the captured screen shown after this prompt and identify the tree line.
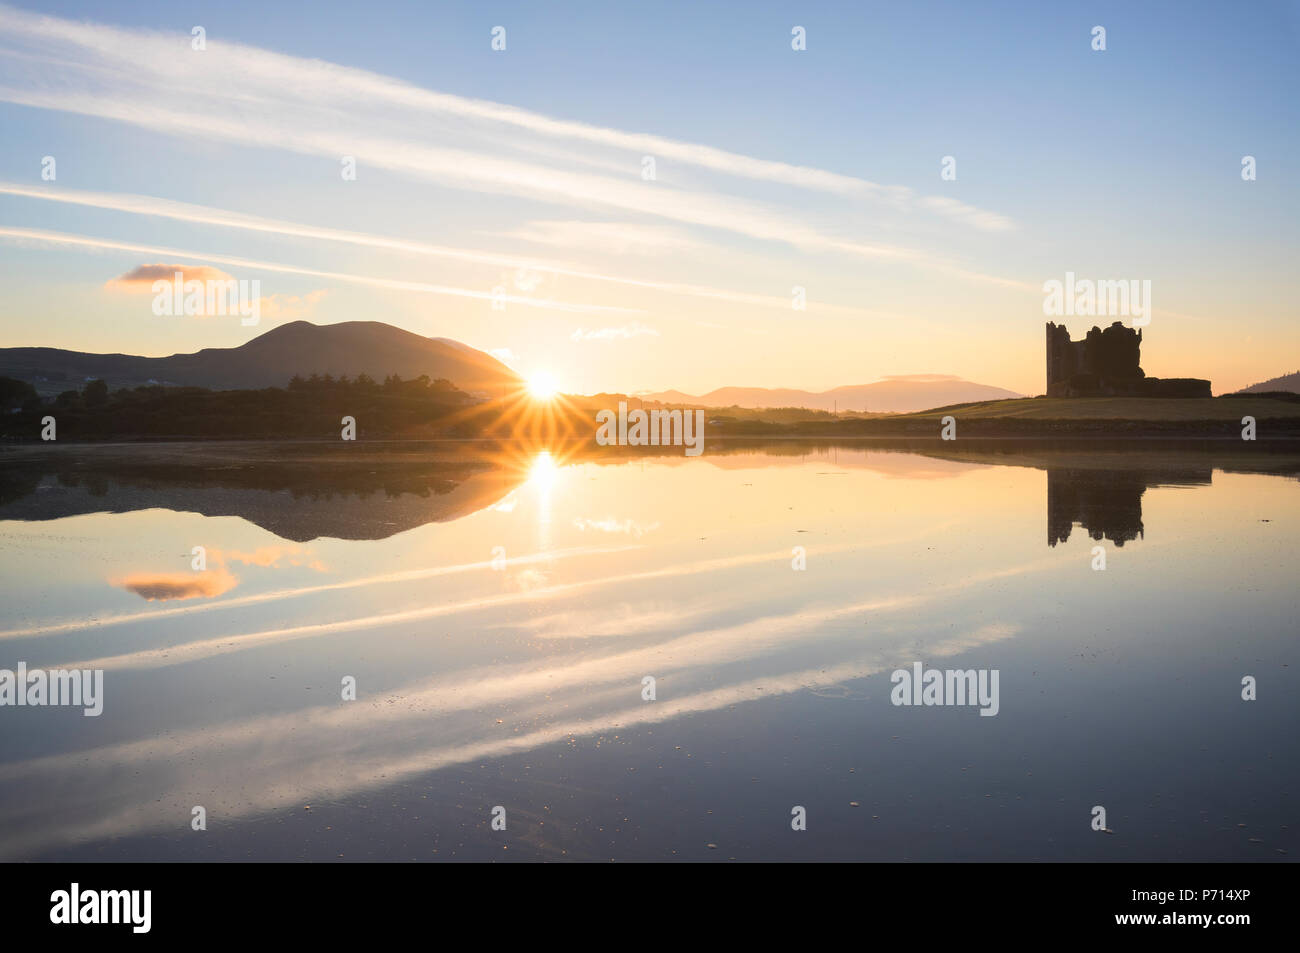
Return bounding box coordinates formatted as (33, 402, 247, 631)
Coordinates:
(0, 373, 481, 439)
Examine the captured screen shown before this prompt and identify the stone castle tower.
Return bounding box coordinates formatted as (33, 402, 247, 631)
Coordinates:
(1045, 321, 1209, 398)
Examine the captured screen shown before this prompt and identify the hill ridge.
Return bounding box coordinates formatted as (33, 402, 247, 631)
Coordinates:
(1238, 371, 1300, 394)
(642, 378, 1022, 414)
(0, 320, 521, 397)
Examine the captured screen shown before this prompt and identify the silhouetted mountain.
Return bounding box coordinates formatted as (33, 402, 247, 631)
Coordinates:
(1237, 371, 1300, 394)
(643, 375, 1021, 413)
(0, 321, 520, 396)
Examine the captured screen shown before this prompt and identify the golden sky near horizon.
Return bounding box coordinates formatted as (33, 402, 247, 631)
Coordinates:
(0, 3, 1296, 396)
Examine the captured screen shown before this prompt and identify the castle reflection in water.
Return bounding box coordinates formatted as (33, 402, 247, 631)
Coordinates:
(0, 442, 1283, 555)
(1046, 466, 1211, 547)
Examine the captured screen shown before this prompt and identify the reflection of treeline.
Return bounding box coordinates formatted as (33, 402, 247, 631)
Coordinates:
(0, 466, 42, 505)
(1, 374, 480, 438)
(705, 413, 1300, 438)
(46, 462, 475, 500)
(570, 395, 850, 424)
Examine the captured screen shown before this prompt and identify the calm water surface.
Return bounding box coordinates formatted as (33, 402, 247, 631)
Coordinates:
(0, 441, 1296, 861)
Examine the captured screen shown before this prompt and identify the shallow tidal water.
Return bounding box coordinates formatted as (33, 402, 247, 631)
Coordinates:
(0, 440, 1296, 861)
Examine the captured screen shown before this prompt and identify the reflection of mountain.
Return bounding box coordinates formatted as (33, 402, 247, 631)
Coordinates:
(0, 444, 526, 541)
(3, 438, 1297, 544)
(1045, 467, 1211, 547)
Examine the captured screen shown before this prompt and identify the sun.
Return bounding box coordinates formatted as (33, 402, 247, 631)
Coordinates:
(526, 371, 559, 400)
(528, 450, 557, 488)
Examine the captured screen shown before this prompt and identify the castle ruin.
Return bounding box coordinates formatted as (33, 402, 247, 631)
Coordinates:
(1045, 321, 1210, 397)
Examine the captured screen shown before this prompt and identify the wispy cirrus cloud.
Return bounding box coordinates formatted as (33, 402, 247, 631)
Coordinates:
(0, 182, 940, 314)
(494, 220, 713, 256)
(0, 619, 1018, 858)
(0, 4, 1022, 288)
(570, 322, 660, 342)
(0, 225, 639, 315)
(0, 5, 1011, 230)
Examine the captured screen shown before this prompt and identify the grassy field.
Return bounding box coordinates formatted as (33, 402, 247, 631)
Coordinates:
(899, 396, 1300, 422)
(698, 394, 1300, 438)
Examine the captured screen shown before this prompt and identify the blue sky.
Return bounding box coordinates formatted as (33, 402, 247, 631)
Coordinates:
(0, 0, 1296, 394)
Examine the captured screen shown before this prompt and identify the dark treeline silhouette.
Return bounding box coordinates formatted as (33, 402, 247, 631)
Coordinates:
(7, 375, 1300, 442)
(0, 376, 43, 415)
(0, 373, 479, 439)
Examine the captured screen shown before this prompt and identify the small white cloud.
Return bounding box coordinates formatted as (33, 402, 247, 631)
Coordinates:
(105, 262, 233, 291)
(570, 322, 659, 342)
(258, 289, 329, 319)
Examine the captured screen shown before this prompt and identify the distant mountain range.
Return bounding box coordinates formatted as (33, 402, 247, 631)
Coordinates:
(1237, 371, 1300, 394)
(642, 375, 1022, 413)
(0, 321, 520, 397)
(2, 321, 1027, 412)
